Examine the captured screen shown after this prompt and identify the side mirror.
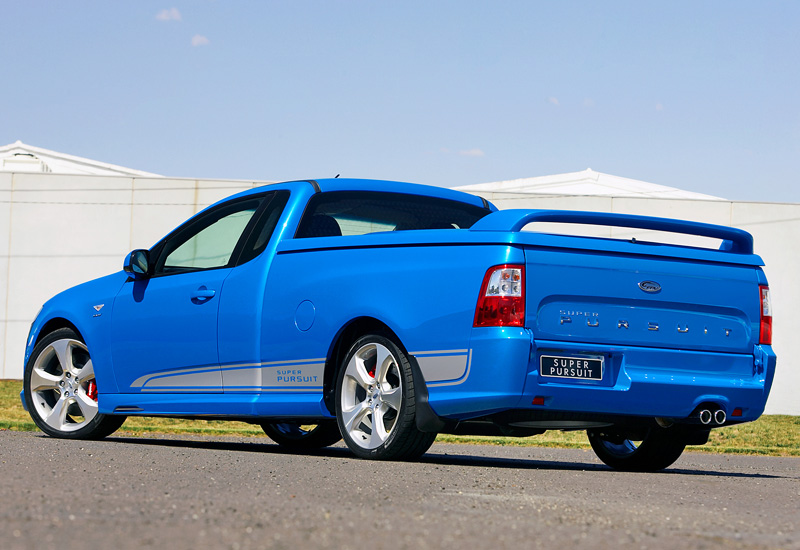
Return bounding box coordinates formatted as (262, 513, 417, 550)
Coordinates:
(123, 249, 150, 279)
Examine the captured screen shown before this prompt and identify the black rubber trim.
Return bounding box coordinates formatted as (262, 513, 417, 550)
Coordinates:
(279, 179, 321, 193)
(407, 355, 453, 433)
(227, 193, 277, 267)
(278, 241, 506, 255)
(480, 195, 490, 210)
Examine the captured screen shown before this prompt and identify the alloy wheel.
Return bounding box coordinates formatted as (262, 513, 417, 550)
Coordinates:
(339, 342, 403, 449)
(29, 338, 99, 432)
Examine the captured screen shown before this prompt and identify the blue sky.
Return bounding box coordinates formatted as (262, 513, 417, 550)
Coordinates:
(1, 1, 798, 202)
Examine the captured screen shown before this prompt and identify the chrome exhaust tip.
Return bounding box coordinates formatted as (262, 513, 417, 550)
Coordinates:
(699, 409, 713, 425)
(714, 409, 726, 425)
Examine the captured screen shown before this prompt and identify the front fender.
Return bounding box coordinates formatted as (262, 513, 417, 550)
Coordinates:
(24, 272, 130, 396)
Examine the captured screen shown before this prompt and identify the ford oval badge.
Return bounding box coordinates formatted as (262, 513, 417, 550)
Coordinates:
(639, 280, 662, 293)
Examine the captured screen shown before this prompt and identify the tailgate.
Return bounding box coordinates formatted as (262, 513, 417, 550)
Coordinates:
(526, 250, 758, 353)
(471, 209, 764, 354)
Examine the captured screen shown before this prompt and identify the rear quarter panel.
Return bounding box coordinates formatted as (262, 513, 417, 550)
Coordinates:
(261, 238, 524, 379)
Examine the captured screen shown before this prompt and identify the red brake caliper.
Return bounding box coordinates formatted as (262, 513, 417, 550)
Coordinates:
(86, 380, 98, 401)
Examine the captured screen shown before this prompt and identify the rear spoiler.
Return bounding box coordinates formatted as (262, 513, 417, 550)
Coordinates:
(469, 209, 754, 255)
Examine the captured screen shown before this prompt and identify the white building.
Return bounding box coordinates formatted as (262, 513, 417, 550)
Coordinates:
(0, 141, 160, 177)
(1, 143, 796, 414)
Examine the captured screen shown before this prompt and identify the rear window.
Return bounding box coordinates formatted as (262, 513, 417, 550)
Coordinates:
(295, 191, 490, 238)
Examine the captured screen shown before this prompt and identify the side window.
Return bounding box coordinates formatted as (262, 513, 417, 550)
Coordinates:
(237, 191, 290, 264)
(155, 198, 262, 274)
(294, 191, 491, 238)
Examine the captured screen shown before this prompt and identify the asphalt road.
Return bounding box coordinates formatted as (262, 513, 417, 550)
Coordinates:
(1, 430, 798, 550)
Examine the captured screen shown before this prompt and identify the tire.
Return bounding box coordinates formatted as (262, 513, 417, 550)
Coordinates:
(261, 421, 342, 450)
(24, 328, 126, 439)
(335, 334, 436, 460)
(587, 423, 687, 472)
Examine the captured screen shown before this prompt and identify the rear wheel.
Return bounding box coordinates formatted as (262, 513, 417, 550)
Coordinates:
(24, 328, 125, 439)
(335, 334, 436, 460)
(261, 421, 341, 450)
(587, 423, 686, 472)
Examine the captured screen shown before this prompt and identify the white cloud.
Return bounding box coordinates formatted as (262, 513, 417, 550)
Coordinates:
(191, 35, 210, 47)
(459, 148, 485, 157)
(156, 8, 181, 21)
(548, 97, 560, 106)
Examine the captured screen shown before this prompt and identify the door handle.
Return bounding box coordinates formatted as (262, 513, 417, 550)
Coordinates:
(190, 287, 216, 302)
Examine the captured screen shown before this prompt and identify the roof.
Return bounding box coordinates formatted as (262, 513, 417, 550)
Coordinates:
(0, 140, 161, 177)
(225, 178, 492, 211)
(454, 168, 723, 201)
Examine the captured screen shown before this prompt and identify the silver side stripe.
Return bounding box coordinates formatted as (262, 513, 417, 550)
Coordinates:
(132, 368, 222, 389)
(411, 350, 470, 384)
(223, 357, 326, 370)
(222, 362, 325, 390)
(410, 349, 469, 356)
(132, 358, 326, 390)
(425, 349, 472, 387)
(131, 351, 473, 391)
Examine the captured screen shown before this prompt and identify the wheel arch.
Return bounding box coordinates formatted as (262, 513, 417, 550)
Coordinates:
(321, 317, 448, 433)
(23, 319, 126, 440)
(26, 315, 120, 396)
(35, 318, 85, 346)
(322, 317, 404, 415)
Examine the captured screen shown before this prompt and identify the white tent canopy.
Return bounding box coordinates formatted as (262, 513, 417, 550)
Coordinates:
(455, 168, 723, 201)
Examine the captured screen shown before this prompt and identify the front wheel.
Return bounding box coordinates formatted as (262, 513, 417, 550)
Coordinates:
(335, 334, 436, 460)
(587, 424, 686, 472)
(261, 421, 342, 450)
(24, 328, 126, 439)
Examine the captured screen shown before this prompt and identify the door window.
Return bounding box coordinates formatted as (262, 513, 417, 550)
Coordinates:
(165, 208, 257, 270)
(155, 198, 261, 275)
(150, 190, 290, 276)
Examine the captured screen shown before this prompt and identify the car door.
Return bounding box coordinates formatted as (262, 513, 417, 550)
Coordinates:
(110, 195, 266, 393)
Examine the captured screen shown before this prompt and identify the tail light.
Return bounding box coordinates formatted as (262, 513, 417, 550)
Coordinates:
(759, 285, 772, 345)
(474, 265, 525, 327)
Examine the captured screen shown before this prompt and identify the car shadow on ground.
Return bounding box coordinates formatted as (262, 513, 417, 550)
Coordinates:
(419, 451, 786, 479)
(96, 434, 788, 479)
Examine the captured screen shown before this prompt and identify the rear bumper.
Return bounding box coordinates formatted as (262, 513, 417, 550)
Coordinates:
(426, 328, 776, 423)
(524, 340, 775, 422)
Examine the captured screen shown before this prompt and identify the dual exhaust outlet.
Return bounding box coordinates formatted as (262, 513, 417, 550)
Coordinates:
(698, 408, 726, 425)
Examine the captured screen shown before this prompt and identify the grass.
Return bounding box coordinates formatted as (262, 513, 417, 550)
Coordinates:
(435, 416, 800, 457)
(3, 380, 798, 456)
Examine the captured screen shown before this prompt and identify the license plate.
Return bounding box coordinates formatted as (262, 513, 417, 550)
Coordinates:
(539, 355, 603, 381)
